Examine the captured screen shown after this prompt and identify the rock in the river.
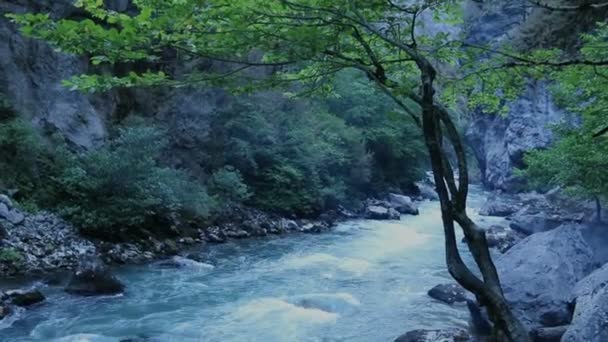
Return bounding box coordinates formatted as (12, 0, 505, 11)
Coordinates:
(65, 256, 125, 296)
(8, 289, 45, 307)
(497, 224, 595, 329)
(427, 283, 468, 305)
(562, 263, 608, 341)
(394, 328, 470, 342)
(365, 205, 400, 220)
(388, 194, 419, 215)
(0, 304, 10, 320)
(479, 193, 520, 217)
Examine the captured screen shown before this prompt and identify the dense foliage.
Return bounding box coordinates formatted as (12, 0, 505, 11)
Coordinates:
(53, 122, 212, 239)
(203, 83, 426, 215)
(513, 24, 608, 209)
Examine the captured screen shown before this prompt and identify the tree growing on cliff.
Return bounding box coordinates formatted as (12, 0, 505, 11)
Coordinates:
(9, 1, 532, 339)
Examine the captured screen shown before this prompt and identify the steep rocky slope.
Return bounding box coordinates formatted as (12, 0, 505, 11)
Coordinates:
(463, 0, 607, 191)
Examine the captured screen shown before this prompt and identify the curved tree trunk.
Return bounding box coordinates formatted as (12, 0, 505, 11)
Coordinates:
(417, 62, 531, 342)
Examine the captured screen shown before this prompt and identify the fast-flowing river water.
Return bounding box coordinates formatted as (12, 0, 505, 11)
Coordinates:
(1, 186, 504, 342)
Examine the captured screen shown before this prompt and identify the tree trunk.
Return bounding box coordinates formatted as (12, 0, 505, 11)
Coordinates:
(417, 61, 531, 342)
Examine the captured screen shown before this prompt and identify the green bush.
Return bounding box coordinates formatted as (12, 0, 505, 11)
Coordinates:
(53, 123, 212, 239)
(208, 166, 251, 203)
(0, 247, 23, 264)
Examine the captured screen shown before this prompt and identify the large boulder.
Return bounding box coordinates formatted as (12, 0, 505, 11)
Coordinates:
(365, 205, 400, 220)
(394, 328, 469, 342)
(508, 209, 567, 236)
(65, 256, 125, 296)
(562, 263, 608, 341)
(388, 194, 419, 215)
(427, 283, 468, 305)
(479, 193, 520, 217)
(496, 224, 595, 329)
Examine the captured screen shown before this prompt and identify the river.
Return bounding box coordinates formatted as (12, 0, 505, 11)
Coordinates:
(0, 186, 505, 342)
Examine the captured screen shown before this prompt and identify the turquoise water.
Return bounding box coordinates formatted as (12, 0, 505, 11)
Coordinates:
(0, 187, 500, 342)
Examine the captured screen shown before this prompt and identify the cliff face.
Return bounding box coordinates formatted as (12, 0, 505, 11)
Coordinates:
(462, 0, 605, 191)
(0, 0, 115, 149)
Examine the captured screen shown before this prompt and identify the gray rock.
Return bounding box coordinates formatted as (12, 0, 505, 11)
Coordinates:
(394, 328, 470, 342)
(203, 227, 227, 243)
(484, 225, 524, 253)
(531, 325, 568, 342)
(427, 283, 468, 305)
(508, 208, 573, 236)
(479, 193, 520, 217)
(414, 182, 438, 201)
(0, 195, 12, 209)
(365, 205, 400, 220)
(388, 194, 419, 215)
(9, 289, 45, 307)
(497, 224, 595, 329)
(281, 219, 299, 231)
(562, 263, 608, 341)
(0, 203, 9, 220)
(65, 256, 125, 296)
(0, 209, 97, 277)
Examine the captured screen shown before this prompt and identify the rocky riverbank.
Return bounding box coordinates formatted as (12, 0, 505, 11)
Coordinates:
(0, 187, 430, 278)
(405, 188, 608, 342)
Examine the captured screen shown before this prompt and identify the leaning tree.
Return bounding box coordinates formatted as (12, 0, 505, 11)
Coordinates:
(7, 0, 564, 339)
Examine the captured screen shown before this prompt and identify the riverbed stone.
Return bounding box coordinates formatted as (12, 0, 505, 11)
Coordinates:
(365, 205, 400, 220)
(427, 283, 468, 304)
(65, 256, 125, 296)
(388, 194, 419, 215)
(394, 328, 470, 342)
(9, 289, 45, 307)
(496, 224, 595, 329)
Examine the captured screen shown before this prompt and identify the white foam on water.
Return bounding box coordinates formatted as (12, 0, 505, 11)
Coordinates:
(170, 256, 215, 270)
(277, 253, 372, 276)
(233, 297, 339, 324)
(52, 334, 114, 342)
(0, 306, 25, 330)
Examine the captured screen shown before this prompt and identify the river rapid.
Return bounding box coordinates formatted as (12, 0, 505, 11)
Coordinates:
(1, 186, 505, 342)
